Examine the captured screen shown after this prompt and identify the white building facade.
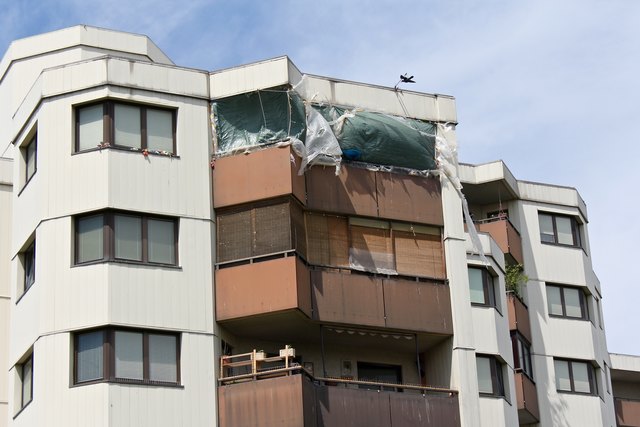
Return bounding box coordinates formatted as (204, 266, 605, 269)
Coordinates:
(0, 26, 619, 427)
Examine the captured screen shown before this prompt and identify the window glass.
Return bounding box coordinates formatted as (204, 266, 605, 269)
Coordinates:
(78, 104, 103, 151)
(149, 334, 177, 382)
(539, 214, 555, 243)
(25, 137, 37, 181)
(554, 359, 571, 391)
(556, 216, 574, 245)
(114, 104, 141, 148)
(572, 362, 591, 393)
(563, 287, 583, 318)
(77, 215, 104, 263)
(21, 356, 33, 407)
(147, 109, 173, 152)
(546, 286, 563, 316)
(114, 215, 142, 261)
(148, 219, 175, 264)
(77, 331, 104, 382)
(476, 357, 493, 394)
(24, 243, 35, 291)
(468, 268, 486, 304)
(115, 331, 143, 380)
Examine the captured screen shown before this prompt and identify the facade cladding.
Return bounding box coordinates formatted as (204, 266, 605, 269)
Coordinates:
(0, 25, 638, 427)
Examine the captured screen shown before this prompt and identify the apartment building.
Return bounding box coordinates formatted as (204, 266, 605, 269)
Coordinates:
(0, 25, 631, 426)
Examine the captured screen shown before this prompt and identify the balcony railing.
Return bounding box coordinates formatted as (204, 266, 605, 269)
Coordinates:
(515, 372, 539, 424)
(616, 398, 640, 427)
(507, 292, 532, 342)
(471, 217, 523, 265)
(218, 351, 461, 427)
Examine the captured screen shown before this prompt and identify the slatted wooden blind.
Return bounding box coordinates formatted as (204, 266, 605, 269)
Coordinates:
(306, 213, 349, 267)
(349, 225, 394, 273)
(217, 210, 252, 262)
(394, 231, 444, 278)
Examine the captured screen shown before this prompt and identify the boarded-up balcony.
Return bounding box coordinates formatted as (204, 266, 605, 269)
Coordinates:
(306, 165, 443, 225)
(474, 217, 523, 265)
(311, 269, 453, 335)
(507, 293, 532, 343)
(515, 372, 540, 424)
(616, 398, 640, 427)
(213, 145, 306, 208)
(218, 372, 461, 427)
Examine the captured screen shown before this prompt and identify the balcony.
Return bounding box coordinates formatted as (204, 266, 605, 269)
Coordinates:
(213, 145, 306, 208)
(473, 217, 523, 265)
(507, 292, 532, 342)
(514, 372, 539, 424)
(218, 352, 460, 427)
(306, 164, 443, 225)
(311, 268, 453, 335)
(616, 398, 640, 427)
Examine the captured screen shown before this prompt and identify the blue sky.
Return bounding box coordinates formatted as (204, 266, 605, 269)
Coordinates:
(1, 0, 639, 355)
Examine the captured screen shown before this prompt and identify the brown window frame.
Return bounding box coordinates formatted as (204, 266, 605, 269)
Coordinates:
(546, 284, 589, 321)
(511, 332, 533, 380)
(24, 133, 37, 185)
(19, 353, 33, 411)
(23, 241, 36, 293)
(75, 101, 177, 154)
(476, 355, 505, 397)
(554, 358, 597, 395)
(538, 212, 582, 248)
(73, 327, 181, 387)
(468, 267, 497, 308)
(74, 210, 179, 267)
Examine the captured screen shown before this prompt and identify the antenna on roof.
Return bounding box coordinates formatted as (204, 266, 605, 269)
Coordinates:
(394, 73, 416, 90)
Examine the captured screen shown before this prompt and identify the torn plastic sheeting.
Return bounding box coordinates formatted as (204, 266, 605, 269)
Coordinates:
(435, 123, 489, 265)
(212, 89, 306, 153)
(297, 104, 342, 175)
(348, 248, 398, 276)
(314, 105, 437, 171)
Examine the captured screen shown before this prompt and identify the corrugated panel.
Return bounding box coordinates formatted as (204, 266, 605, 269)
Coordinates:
(349, 225, 395, 274)
(316, 387, 391, 427)
(389, 393, 460, 427)
(394, 231, 444, 279)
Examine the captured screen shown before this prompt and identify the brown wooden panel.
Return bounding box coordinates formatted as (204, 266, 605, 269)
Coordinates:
(218, 374, 305, 427)
(616, 398, 640, 427)
(216, 257, 311, 321)
(389, 392, 461, 427)
(316, 386, 390, 427)
(508, 294, 532, 343)
(306, 213, 349, 267)
(213, 145, 306, 208)
(311, 270, 385, 328)
(394, 231, 445, 279)
(306, 165, 378, 217)
(253, 202, 291, 255)
(383, 278, 453, 334)
(515, 372, 540, 424)
(377, 173, 443, 225)
(476, 219, 523, 265)
(506, 220, 524, 265)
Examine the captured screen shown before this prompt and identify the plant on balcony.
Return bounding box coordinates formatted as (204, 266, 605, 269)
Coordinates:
(506, 264, 528, 297)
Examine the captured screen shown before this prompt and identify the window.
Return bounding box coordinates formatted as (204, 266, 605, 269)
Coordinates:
(512, 333, 533, 379)
(23, 241, 36, 293)
(554, 359, 597, 395)
(357, 362, 402, 391)
(468, 267, 496, 308)
(18, 354, 33, 412)
(24, 134, 37, 183)
(75, 211, 178, 266)
(74, 328, 180, 385)
(538, 212, 581, 247)
(546, 284, 589, 320)
(76, 101, 176, 154)
(476, 355, 504, 397)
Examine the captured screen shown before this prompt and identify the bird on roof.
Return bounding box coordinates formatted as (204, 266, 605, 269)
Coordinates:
(400, 74, 415, 83)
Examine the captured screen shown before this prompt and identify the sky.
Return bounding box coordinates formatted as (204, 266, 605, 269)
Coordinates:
(1, 0, 639, 355)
